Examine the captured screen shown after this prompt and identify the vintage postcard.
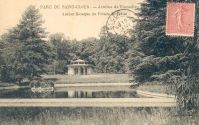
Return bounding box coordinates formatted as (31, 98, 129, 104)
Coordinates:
(0, 0, 198, 125)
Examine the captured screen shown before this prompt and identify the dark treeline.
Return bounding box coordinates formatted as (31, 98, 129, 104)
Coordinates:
(48, 32, 132, 74)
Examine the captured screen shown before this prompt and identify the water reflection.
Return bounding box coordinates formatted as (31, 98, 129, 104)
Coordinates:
(0, 88, 138, 98)
(55, 91, 93, 98)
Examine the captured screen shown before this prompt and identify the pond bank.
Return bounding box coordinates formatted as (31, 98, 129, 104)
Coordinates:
(0, 85, 29, 90)
(0, 98, 176, 107)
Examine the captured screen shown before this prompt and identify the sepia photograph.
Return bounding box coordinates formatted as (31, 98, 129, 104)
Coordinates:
(0, 0, 199, 125)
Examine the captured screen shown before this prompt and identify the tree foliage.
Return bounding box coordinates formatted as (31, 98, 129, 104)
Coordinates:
(48, 32, 131, 74)
(92, 34, 130, 73)
(129, 0, 199, 114)
(0, 5, 52, 82)
(48, 33, 75, 74)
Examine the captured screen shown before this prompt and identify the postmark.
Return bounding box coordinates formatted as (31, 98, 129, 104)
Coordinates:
(166, 2, 195, 37)
(106, 9, 135, 38)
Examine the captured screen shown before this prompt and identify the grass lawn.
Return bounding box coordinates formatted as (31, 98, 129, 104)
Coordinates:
(42, 73, 129, 84)
(1, 73, 172, 96)
(138, 83, 168, 94)
(43, 74, 171, 95)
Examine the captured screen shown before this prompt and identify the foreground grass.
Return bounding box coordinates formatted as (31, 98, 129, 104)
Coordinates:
(42, 73, 129, 84)
(0, 107, 198, 125)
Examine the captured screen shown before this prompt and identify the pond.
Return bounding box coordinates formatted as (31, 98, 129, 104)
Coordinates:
(0, 88, 138, 98)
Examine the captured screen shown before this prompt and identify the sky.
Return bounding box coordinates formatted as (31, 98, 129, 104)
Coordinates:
(0, 0, 142, 40)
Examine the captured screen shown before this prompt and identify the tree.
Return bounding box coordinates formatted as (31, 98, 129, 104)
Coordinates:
(129, 0, 199, 114)
(92, 33, 130, 73)
(1, 5, 52, 81)
(77, 38, 99, 64)
(0, 33, 20, 82)
(0, 38, 5, 80)
(0, 38, 4, 68)
(48, 33, 74, 74)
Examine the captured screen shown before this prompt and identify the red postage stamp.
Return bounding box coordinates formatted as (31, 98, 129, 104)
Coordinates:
(166, 2, 195, 37)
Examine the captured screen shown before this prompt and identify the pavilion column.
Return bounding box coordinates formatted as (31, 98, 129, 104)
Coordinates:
(68, 90, 75, 98)
(83, 67, 86, 75)
(87, 91, 92, 98)
(77, 91, 83, 98)
(78, 67, 81, 75)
